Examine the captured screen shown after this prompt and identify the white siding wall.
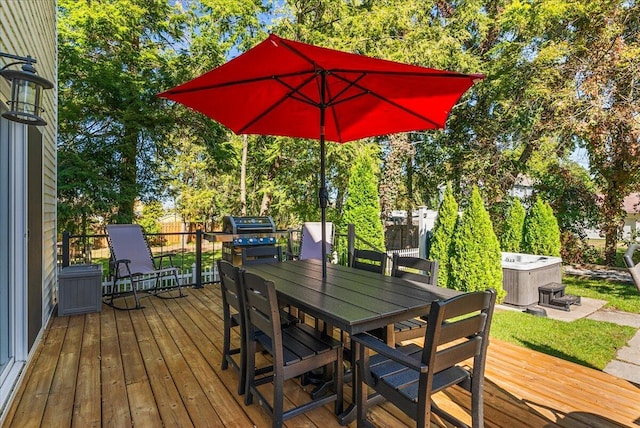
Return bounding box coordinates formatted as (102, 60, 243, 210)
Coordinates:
(0, 0, 57, 417)
(0, 0, 58, 325)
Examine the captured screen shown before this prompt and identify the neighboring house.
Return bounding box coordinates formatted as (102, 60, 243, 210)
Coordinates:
(508, 174, 534, 201)
(0, 2, 58, 419)
(622, 193, 640, 239)
(584, 193, 640, 240)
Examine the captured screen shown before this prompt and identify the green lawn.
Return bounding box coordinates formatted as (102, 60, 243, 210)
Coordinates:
(490, 310, 636, 370)
(563, 275, 640, 313)
(92, 249, 221, 275)
(490, 273, 640, 371)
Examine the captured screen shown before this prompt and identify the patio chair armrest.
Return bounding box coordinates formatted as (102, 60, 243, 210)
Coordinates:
(351, 332, 426, 373)
(113, 258, 132, 265)
(154, 253, 176, 266)
(153, 252, 176, 259)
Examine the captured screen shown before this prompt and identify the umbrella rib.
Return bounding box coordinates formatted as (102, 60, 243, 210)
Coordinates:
(161, 70, 317, 95)
(273, 75, 322, 107)
(324, 72, 367, 106)
(330, 72, 442, 128)
(237, 73, 321, 134)
(327, 69, 481, 79)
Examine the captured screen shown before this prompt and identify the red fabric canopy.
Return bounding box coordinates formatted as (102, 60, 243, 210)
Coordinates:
(158, 34, 484, 277)
(158, 33, 483, 143)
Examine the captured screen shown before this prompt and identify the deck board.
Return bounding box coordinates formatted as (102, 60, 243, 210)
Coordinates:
(71, 313, 101, 428)
(41, 314, 83, 427)
(3, 285, 640, 428)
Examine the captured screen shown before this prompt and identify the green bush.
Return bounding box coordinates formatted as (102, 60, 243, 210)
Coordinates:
(521, 197, 561, 256)
(500, 198, 526, 252)
(429, 184, 458, 288)
(138, 200, 165, 246)
(341, 147, 385, 251)
(449, 187, 506, 301)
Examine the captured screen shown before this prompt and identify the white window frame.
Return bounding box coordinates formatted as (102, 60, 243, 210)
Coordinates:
(0, 117, 28, 415)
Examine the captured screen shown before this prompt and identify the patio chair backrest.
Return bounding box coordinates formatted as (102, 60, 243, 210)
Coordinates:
(106, 224, 155, 277)
(422, 289, 496, 375)
(217, 259, 243, 315)
(352, 248, 387, 274)
(240, 271, 282, 347)
(391, 253, 439, 286)
(299, 222, 333, 261)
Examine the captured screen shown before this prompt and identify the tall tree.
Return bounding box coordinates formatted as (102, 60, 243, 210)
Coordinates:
(58, 0, 187, 224)
(559, 1, 640, 264)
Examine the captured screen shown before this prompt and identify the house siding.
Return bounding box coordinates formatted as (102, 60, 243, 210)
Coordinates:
(0, 0, 57, 417)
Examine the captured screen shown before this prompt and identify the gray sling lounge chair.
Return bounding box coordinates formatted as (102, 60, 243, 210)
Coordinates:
(287, 222, 334, 261)
(105, 224, 185, 309)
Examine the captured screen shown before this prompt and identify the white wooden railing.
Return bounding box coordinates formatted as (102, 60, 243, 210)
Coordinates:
(101, 263, 219, 295)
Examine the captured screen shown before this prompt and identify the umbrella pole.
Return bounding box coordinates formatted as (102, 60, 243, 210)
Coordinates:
(319, 72, 328, 279)
(320, 137, 327, 279)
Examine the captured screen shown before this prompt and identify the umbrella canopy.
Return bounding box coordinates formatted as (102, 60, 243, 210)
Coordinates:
(158, 33, 484, 277)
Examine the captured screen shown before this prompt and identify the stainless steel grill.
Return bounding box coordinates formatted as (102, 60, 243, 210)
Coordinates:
(221, 216, 278, 265)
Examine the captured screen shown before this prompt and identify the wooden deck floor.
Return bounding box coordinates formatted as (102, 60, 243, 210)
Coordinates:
(3, 285, 640, 428)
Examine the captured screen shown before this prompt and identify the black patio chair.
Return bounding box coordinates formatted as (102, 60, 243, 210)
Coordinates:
(239, 270, 343, 427)
(391, 253, 439, 286)
(387, 254, 440, 345)
(352, 288, 497, 428)
(351, 248, 388, 274)
(217, 259, 297, 395)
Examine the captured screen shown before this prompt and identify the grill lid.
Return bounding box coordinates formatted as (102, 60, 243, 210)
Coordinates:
(222, 216, 276, 234)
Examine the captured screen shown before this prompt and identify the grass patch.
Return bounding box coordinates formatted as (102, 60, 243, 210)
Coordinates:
(490, 309, 636, 370)
(91, 250, 221, 276)
(563, 275, 640, 313)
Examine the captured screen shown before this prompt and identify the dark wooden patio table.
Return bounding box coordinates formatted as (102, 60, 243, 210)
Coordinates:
(243, 258, 460, 425)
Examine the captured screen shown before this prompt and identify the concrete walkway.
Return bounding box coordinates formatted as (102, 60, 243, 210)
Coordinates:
(564, 264, 640, 384)
(588, 310, 640, 385)
(498, 264, 640, 385)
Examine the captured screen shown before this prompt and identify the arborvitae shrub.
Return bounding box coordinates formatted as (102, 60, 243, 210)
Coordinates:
(428, 184, 458, 289)
(521, 197, 561, 256)
(449, 187, 506, 301)
(500, 198, 526, 252)
(341, 148, 386, 251)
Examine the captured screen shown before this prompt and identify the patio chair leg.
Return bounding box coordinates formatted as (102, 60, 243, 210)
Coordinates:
(245, 338, 256, 406)
(132, 277, 141, 309)
(173, 271, 185, 297)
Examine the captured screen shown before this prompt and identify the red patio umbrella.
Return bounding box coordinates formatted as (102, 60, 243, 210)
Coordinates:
(158, 33, 484, 277)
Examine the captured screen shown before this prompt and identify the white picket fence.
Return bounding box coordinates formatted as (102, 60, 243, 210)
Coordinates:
(101, 263, 219, 295)
(387, 248, 419, 258)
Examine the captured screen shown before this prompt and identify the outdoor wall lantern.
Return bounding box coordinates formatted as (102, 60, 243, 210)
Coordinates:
(0, 52, 53, 126)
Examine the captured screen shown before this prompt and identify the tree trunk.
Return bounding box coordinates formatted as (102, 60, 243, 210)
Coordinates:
(114, 127, 138, 224)
(259, 155, 281, 216)
(405, 154, 414, 248)
(601, 185, 625, 266)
